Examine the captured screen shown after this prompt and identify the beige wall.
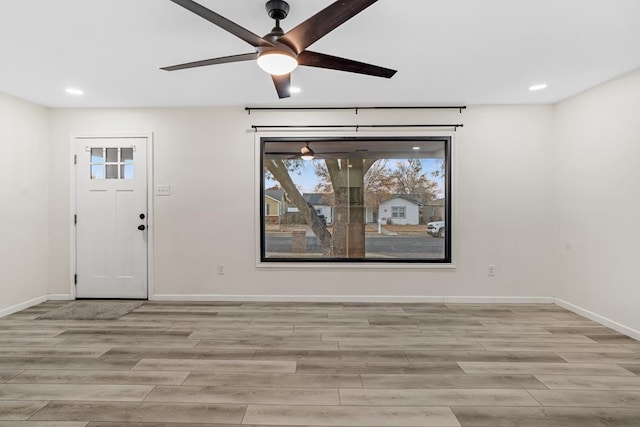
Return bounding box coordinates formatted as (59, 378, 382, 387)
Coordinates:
(48, 105, 556, 299)
(553, 69, 640, 333)
(0, 92, 50, 314)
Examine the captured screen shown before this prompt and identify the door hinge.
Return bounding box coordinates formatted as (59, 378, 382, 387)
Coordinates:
(74, 214, 77, 225)
(73, 154, 77, 165)
(74, 274, 77, 285)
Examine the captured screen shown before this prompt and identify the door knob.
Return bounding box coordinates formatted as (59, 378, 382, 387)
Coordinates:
(139, 213, 145, 220)
(138, 225, 146, 231)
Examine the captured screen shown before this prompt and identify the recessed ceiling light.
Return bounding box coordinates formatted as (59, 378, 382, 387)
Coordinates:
(65, 87, 84, 96)
(412, 146, 420, 150)
(529, 83, 547, 91)
(290, 86, 301, 94)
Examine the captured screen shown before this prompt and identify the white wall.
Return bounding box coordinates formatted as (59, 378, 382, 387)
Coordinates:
(48, 105, 556, 300)
(0, 92, 50, 315)
(553, 69, 640, 332)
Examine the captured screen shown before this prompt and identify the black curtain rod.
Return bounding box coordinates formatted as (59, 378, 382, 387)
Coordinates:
(246, 106, 467, 114)
(251, 124, 464, 132)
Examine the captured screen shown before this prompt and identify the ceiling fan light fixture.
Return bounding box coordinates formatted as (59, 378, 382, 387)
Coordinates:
(257, 51, 298, 76)
(300, 145, 315, 160)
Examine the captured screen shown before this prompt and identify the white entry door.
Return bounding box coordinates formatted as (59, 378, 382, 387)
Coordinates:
(75, 137, 148, 299)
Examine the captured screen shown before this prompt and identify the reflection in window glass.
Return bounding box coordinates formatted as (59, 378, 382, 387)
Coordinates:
(91, 164, 104, 180)
(261, 137, 451, 263)
(106, 148, 118, 163)
(121, 148, 134, 164)
(91, 148, 104, 163)
(106, 165, 118, 179)
(121, 164, 134, 180)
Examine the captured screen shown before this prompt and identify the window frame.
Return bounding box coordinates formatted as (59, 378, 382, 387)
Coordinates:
(391, 206, 406, 219)
(257, 133, 453, 265)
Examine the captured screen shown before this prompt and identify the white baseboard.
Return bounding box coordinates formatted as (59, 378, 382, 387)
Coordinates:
(0, 295, 47, 318)
(444, 296, 554, 304)
(48, 294, 72, 301)
(151, 294, 553, 304)
(554, 298, 640, 341)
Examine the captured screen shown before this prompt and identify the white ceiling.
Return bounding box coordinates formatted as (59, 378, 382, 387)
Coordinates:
(1, 0, 639, 108)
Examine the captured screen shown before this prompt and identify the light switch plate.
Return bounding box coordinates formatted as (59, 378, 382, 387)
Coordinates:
(155, 185, 170, 196)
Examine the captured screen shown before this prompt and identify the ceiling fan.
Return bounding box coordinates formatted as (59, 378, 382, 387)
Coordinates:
(267, 142, 349, 160)
(161, 0, 397, 99)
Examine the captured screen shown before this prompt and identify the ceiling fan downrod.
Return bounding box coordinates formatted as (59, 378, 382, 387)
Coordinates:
(266, 0, 290, 22)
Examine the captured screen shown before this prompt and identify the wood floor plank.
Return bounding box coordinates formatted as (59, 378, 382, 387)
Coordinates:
(479, 342, 634, 353)
(296, 361, 463, 375)
(451, 406, 640, 426)
(57, 337, 198, 349)
(0, 422, 88, 427)
(458, 361, 635, 376)
(361, 374, 546, 389)
(195, 339, 339, 351)
(454, 333, 596, 343)
(253, 349, 408, 362)
(405, 351, 564, 363)
(0, 400, 48, 421)
(242, 404, 461, 426)
(183, 372, 362, 388)
(621, 364, 640, 375)
(8, 370, 189, 385)
(100, 348, 256, 360)
(0, 358, 139, 371)
(528, 389, 640, 407)
(339, 388, 540, 406)
(132, 358, 296, 373)
(338, 341, 485, 351)
(0, 384, 153, 401)
(535, 374, 640, 390)
(29, 401, 246, 424)
(557, 352, 640, 364)
(146, 385, 339, 405)
(0, 347, 108, 358)
(0, 371, 20, 384)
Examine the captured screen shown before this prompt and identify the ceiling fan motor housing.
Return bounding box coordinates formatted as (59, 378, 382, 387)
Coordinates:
(266, 0, 290, 21)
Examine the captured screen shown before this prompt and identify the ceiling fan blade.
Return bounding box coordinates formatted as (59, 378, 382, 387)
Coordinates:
(280, 0, 377, 54)
(272, 74, 291, 99)
(161, 52, 258, 71)
(298, 51, 396, 78)
(169, 0, 273, 48)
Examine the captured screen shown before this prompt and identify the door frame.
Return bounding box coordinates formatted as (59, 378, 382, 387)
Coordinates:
(69, 134, 155, 300)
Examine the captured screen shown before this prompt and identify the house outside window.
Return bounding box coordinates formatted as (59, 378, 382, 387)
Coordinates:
(391, 206, 406, 219)
(261, 136, 451, 263)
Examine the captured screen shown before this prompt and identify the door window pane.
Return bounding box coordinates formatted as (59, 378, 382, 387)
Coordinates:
(91, 148, 104, 163)
(106, 148, 118, 163)
(106, 165, 118, 179)
(91, 165, 104, 180)
(121, 148, 134, 164)
(121, 164, 134, 180)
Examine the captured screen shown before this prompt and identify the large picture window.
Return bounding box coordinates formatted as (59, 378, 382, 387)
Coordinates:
(260, 136, 451, 263)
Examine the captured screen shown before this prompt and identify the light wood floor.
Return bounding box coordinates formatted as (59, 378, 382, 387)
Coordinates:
(1, 301, 640, 426)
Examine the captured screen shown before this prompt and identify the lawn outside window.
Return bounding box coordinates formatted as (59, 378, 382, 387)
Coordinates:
(260, 135, 451, 263)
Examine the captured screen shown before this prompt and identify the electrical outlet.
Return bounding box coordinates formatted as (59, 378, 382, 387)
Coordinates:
(488, 265, 496, 276)
(217, 264, 225, 275)
(155, 185, 170, 196)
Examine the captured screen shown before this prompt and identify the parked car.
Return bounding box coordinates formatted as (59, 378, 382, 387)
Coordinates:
(427, 221, 445, 238)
